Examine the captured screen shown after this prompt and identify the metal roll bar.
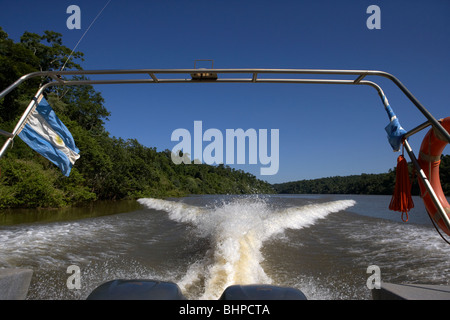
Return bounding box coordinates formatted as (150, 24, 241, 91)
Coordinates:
(1, 68, 448, 142)
(0, 67, 449, 231)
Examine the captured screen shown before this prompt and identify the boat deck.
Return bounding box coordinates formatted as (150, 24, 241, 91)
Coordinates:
(372, 282, 450, 300)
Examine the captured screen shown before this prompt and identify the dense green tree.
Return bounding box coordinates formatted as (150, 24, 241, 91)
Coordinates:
(439, 155, 450, 195)
(0, 27, 84, 123)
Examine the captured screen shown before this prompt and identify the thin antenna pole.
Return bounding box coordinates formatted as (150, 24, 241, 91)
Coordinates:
(60, 0, 112, 71)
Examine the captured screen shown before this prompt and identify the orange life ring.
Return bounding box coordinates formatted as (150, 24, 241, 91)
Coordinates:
(417, 117, 450, 236)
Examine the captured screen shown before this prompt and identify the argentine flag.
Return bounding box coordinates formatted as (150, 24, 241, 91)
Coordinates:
(17, 95, 80, 176)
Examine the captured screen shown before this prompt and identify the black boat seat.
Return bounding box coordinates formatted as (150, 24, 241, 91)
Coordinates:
(219, 284, 307, 300)
(86, 279, 307, 300)
(86, 279, 186, 300)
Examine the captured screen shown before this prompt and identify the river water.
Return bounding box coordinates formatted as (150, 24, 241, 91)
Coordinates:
(0, 194, 449, 300)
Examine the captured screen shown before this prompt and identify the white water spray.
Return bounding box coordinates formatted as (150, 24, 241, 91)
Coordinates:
(138, 196, 356, 299)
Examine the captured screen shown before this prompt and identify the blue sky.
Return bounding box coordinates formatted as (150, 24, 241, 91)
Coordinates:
(1, 0, 449, 183)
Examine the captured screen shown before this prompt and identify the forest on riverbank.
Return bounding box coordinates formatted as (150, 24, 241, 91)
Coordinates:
(273, 155, 450, 196)
(0, 27, 273, 208)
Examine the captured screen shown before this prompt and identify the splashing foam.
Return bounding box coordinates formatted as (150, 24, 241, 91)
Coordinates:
(138, 197, 355, 299)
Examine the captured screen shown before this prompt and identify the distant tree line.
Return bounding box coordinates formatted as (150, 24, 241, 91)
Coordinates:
(273, 155, 450, 196)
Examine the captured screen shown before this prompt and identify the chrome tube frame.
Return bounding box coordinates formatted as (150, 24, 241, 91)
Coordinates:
(0, 67, 449, 231)
(1, 68, 448, 142)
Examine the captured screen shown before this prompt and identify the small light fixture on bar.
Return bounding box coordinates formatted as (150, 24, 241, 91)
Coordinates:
(191, 59, 218, 81)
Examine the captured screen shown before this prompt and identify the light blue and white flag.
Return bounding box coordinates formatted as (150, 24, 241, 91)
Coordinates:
(382, 94, 407, 152)
(17, 95, 80, 176)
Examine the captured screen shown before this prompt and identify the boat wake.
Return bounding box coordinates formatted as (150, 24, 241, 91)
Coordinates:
(138, 196, 355, 299)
